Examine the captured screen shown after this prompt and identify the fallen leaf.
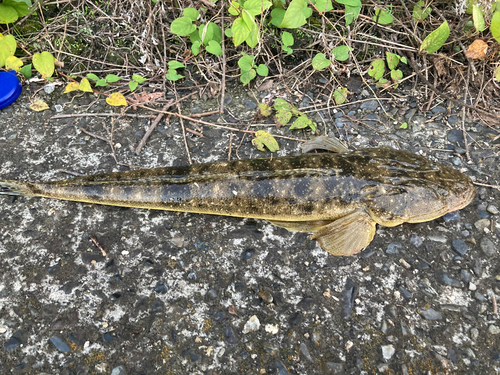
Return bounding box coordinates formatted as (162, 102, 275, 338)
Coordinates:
(5, 56, 22, 72)
(228, 305, 238, 316)
(106, 92, 128, 107)
(78, 78, 93, 93)
(64, 82, 80, 93)
(29, 99, 49, 112)
(465, 39, 488, 59)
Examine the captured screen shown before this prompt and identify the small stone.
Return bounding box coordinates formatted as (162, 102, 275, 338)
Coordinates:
(432, 105, 446, 114)
(410, 234, 423, 247)
(451, 157, 461, 166)
(448, 115, 458, 124)
(381, 344, 395, 360)
(443, 211, 460, 222)
(480, 237, 497, 257)
(428, 234, 447, 243)
(265, 324, 279, 335)
(44, 84, 56, 94)
(478, 211, 489, 219)
(470, 327, 479, 340)
(474, 219, 491, 232)
(4, 337, 19, 351)
(49, 336, 70, 353)
(258, 287, 273, 303)
(398, 286, 412, 300)
(487, 205, 499, 215)
(452, 239, 468, 256)
(386, 242, 402, 254)
(224, 326, 238, 345)
(488, 325, 500, 335)
(469, 282, 477, 291)
(110, 366, 126, 375)
(360, 100, 378, 110)
(276, 360, 289, 375)
(460, 269, 471, 283)
(300, 343, 313, 362)
(103, 332, 114, 342)
(419, 308, 442, 320)
(435, 270, 461, 287)
(155, 284, 168, 294)
(242, 315, 260, 334)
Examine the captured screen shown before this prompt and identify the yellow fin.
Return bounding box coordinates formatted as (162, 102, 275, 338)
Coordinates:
(269, 219, 334, 233)
(310, 210, 376, 256)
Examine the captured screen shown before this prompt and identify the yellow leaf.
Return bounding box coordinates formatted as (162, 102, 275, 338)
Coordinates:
(106, 92, 128, 107)
(29, 99, 49, 112)
(78, 78, 93, 93)
(5, 55, 23, 72)
(64, 82, 80, 93)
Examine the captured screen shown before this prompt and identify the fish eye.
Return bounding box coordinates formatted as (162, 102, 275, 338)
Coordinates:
(440, 189, 448, 197)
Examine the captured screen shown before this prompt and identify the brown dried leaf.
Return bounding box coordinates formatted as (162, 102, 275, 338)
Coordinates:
(465, 39, 488, 60)
(228, 305, 238, 316)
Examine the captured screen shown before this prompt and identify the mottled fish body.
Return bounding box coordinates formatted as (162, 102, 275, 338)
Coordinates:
(0, 148, 476, 256)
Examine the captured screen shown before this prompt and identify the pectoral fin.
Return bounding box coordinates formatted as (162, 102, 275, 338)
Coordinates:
(301, 136, 349, 154)
(269, 219, 335, 233)
(310, 210, 376, 256)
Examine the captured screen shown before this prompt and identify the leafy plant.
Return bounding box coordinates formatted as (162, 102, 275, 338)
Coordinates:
(312, 53, 330, 70)
(165, 60, 185, 81)
(238, 54, 268, 85)
(129, 74, 147, 91)
(0, 0, 32, 24)
(367, 52, 407, 88)
(273, 98, 316, 132)
(86, 73, 121, 87)
(420, 21, 450, 54)
(373, 6, 394, 25)
(282, 31, 293, 54)
(252, 130, 279, 152)
(412, 1, 431, 23)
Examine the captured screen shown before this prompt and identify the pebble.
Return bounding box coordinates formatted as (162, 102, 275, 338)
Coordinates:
(386, 242, 401, 254)
(155, 284, 168, 294)
(4, 337, 19, 351)
(276, 360, 289, 375)
(470, 327, 479, 340)
(410, 234, 423, 247)
(242, 315, 260, 334)
(428, 234, 447, 243)
(480, 237, 497, 257)
(447, 115, 458, 124)
(419, 308, 442, 320)
(487, 205, 499, 215)
(44, 84, 56, 94)
(452, 239, 468, 256)
(474, 219, 490, 232)
(224, 326, 238, 344)
(341, 278, 358, 319)
(360, 100, 378, 110)
(265, 324, 279, 335)
(460, 269, 471, 283)
(452, 157, 461, 165)
(435, 270, 461, 287)
(110, 366, 126, 375)
(478, 211, 489, 219)
(49, 336, 70, 353)
(488, 325, 500, 335)
(431, 105, 446, 114)
(103, 333, 114, 342)
(300, 343, 313, 362)
(381, 344, 395, 360)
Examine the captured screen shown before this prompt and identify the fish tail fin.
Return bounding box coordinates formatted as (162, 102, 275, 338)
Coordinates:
(0, 179, 36, 197)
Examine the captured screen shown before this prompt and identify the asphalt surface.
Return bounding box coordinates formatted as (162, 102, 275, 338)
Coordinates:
(0, 81, 499, 374)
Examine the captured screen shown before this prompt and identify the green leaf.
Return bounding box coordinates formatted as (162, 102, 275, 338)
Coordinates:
(275, 108, 293, 127)
(258, 102, 272, 116)
(105, 74, 120, 83)
(282, 31, 293, 46)
(229, 1, 240, 16)
(333, 87, 348, 105)
(400, 122, 409, 129)
(206, 40, 222, 55)
(246, 22, 260, 48)
(3, 0, 30, 17)
(0, 4, 18, 23)
(367, 59, 385, 81)
(332, 45, 351, 61)
(129, 80, 138, 91)
(495, 65, 500, 81)
(168, 60, 185, 69)
(240, 69, 256, 85)
(32, 51, 55, 78)
(290, 115, 312, 130)
(225, 28, 233, 37)
(412, 1, 431, 23)
(252, 130, 279, 152)
(0, 34, 16, 67)
(312, 53, 330, 70)
(95, 79, 108, 86)
(344, 4, 361, 26)
(256, 64, 268, 76)
(335, 0, 361, 5)
(238, 54, 254, 71)
(270, 8, 285, 27)
(132, 74, 146, 83)
(244, 0, 272, 17)
(19, 63, 31, 79)
(472, 5, 485, 32)
(491, 11, 500, 43)
(183, 7, 199, 22)
(390, 69, 403, 81)
(274, 98, 292, 111)
(166, 69, 184, 81)
(283, 46, 293, 54)
(170, 16, 196, 36)
(385, 52, 400, 70)
(232, 17, 252, 46)
(373, 8, 393, 25)
(312, 0, 333, 12)
(191, 40, 201, 55)
(86, 73, 99, 81)
(279, 0, 310, 29)
(420, 21, 450, 54)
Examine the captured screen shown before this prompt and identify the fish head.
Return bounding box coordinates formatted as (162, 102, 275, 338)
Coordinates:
(359, 149, 476, 226)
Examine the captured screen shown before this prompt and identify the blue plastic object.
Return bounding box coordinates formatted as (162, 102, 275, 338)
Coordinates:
(0, 71, 22, 110)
